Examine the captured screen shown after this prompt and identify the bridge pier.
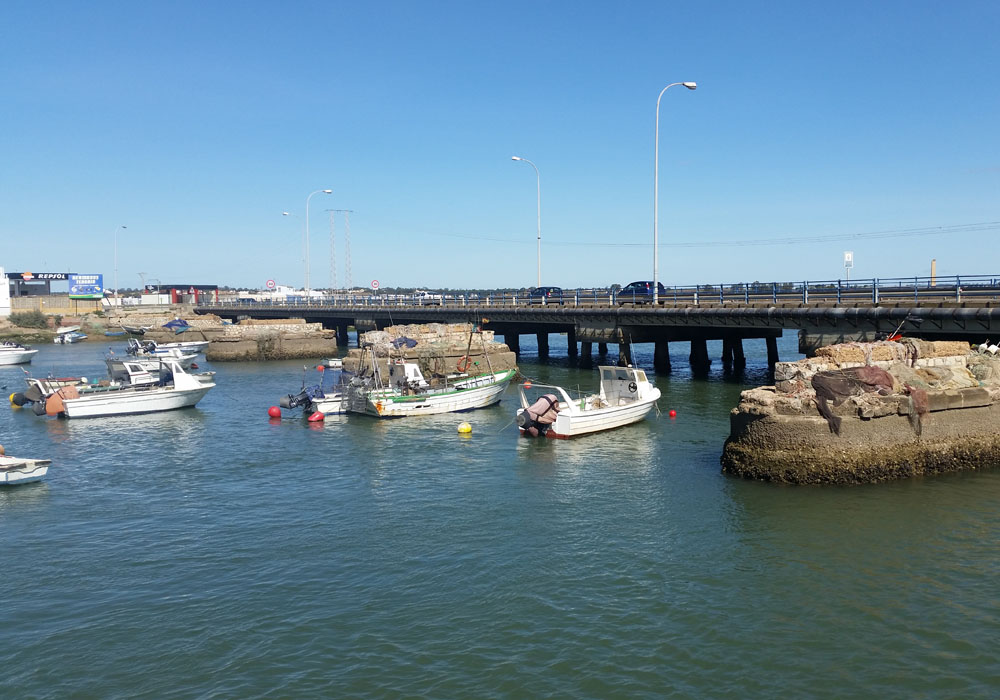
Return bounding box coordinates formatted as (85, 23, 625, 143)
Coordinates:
(690, 339, 711, 372)
(721, 337, 734, 366)
(580, 341, 593, 365)
(505, 333, 520, 355)
(618, 341, 633, 366)
(537, 332, 550, 359)
(733, 338, 746, 369)
(598, 342, 608, 356)
(766, 336, 779, 366)
(336, 323, 351, 347)
(654, 341, 672, 372)
(567, 328, 577, 358)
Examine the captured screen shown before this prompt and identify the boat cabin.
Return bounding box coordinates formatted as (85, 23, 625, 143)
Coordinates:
(387, 360, 430, 394)
(598, 366, 654, 405)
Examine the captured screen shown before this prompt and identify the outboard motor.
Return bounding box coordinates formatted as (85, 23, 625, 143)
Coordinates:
(279, 389, 311, 410)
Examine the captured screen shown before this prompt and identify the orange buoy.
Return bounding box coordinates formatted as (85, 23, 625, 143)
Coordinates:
(523, 381, 532, 388)
(317, 365, 325, 372)
(267, 406, 281, 418)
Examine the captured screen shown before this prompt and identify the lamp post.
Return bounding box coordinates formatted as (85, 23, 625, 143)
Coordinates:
(511, 156, 541, 288)
(305, 189, 333, 296)
(653, 81, 696, 304)
(113, 224, 127, 298)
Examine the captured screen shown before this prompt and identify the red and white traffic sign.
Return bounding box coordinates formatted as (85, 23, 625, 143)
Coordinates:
(265, 279, 276, 289)
(371, 279, 380, 290)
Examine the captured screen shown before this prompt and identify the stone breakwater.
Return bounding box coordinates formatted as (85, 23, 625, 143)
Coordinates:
(344, 323, 517, 379)
(721, 339, 1000, 485)
(109, 311, 336, 361)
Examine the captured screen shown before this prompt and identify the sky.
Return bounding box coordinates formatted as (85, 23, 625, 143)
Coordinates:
(1, 0, 997, 292)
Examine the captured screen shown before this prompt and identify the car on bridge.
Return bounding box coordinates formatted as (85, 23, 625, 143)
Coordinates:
(618, 280, 666, 304)
(528, 286, 564, 304)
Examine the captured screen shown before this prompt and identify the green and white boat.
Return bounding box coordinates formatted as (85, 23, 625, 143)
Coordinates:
(344, 346, 515, 418)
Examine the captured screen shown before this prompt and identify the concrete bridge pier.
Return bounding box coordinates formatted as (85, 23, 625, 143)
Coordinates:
(598, 342, 608, 356)
(689, 339, 711, 372)
(766, 336, 780, 366)
(505, 333, 521, 355)
(580, 341, 593, 365)
(336, 323, 351, 347)
(654, 341, 672, 372)
(618, 342, 633, 366)
(733, 338, 747, 369)
(567, 329, 577, 358)
(537, 332, 550, 359)
(721, 337, 734, 367)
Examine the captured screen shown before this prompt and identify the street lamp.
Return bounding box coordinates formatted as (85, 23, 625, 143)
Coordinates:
(305, 189, 333, 295)
(113, 224, 127, 298)
(511, 156, 541, 287)
(653, 81, 696, 304)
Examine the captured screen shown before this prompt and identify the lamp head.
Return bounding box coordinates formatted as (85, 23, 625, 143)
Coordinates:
(511, 156, 522, 161)
(282, 212, 291, 216)
(322, 189, 332, 194)
(683, 82, 697, 90)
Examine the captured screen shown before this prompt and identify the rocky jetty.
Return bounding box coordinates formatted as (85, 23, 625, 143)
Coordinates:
(345, 323, 517, 379)
(721, 339, 1000, 485)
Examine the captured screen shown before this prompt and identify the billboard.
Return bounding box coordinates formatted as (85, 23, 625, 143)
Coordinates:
(68, 273, 104, 299)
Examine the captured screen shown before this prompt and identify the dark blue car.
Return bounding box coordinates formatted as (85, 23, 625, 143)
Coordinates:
(528, 286, 564, 304)
(618, 280, 666, 304)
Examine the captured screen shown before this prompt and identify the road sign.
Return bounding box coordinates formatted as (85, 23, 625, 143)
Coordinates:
(844, 251, 854, 268)
(266, 279, 276, 289)
(371, 279, 380, 290)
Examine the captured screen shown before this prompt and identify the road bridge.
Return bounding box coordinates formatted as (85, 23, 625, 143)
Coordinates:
(194, 275, 1000, 372)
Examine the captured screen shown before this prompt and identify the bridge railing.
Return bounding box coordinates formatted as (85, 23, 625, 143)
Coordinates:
(198, 275, 1000, 309)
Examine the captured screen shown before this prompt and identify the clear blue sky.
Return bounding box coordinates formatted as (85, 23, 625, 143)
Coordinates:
(2, 0, 997, 291)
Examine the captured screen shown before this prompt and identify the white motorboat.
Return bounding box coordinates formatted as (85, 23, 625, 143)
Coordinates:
(279, 365, 349, 416)
(53, 328, 87, 343)
(516, 365, 661, 438)
(153, 340, 210, 354)
(0, 455, 51, 485)
(36, 358, 214, 418)
(125, 339, 198, 368)
(0, 341, 38, 365)
(322, 358, 343, 370)
(344, 346, 515, 418)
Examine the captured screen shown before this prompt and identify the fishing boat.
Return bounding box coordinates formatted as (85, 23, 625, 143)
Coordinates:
(516, 365, 661, 438)
(0, 455, 51, 485)
(151, 339, 210, 354)
(0, 341, 38, 365)
(279, 365, 349, 416)
(344, 345, 515, 418)
(35, 358, 214, 418)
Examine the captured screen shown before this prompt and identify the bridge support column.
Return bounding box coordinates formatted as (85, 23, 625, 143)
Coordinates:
(618, 341, 633, 366)
(654, 341, 671, 372)
(580, 341, 592, 365)
(733, 338, 746, 369)
(567, 328, 577, 358)
(766, 336, 779, 366)
(336, 323, 351, 347)
(598, 342, 608, 356)
(721, 337, 734, 366)
(537, 333, 549, 359)
(689, 339, 711, 372)
(505, 333, 520, 355)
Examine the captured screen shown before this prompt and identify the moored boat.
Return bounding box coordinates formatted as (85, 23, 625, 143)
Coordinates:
(53, 330, 87, 344)
(0, 455, 51, 485)
(0, 341, 38, 365)
(344, 346, 515, 417)
(279, 365, 349, 416)
(516, 365, 661, 438)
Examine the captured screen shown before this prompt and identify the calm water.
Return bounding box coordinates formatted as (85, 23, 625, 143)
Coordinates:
(2, 335, 999, 698)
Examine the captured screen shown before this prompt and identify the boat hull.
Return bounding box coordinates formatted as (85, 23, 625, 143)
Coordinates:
(0, 457, 51, 485)
(352, 370, 515, 417)
(60, 384, 214, 418)
(310, 395, 346, 415)
(0, 348, 38, 365)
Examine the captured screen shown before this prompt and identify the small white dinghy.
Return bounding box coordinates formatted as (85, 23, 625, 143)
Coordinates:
(0, 455, 52, 485)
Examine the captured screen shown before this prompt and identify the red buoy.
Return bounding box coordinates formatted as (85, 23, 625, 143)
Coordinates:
(668, 409, 677, 419)
(190, 362, 199, 369)
(316, 365, 325, 372)
(308, 411, 325, 422)
(267, 406, 281, 418)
